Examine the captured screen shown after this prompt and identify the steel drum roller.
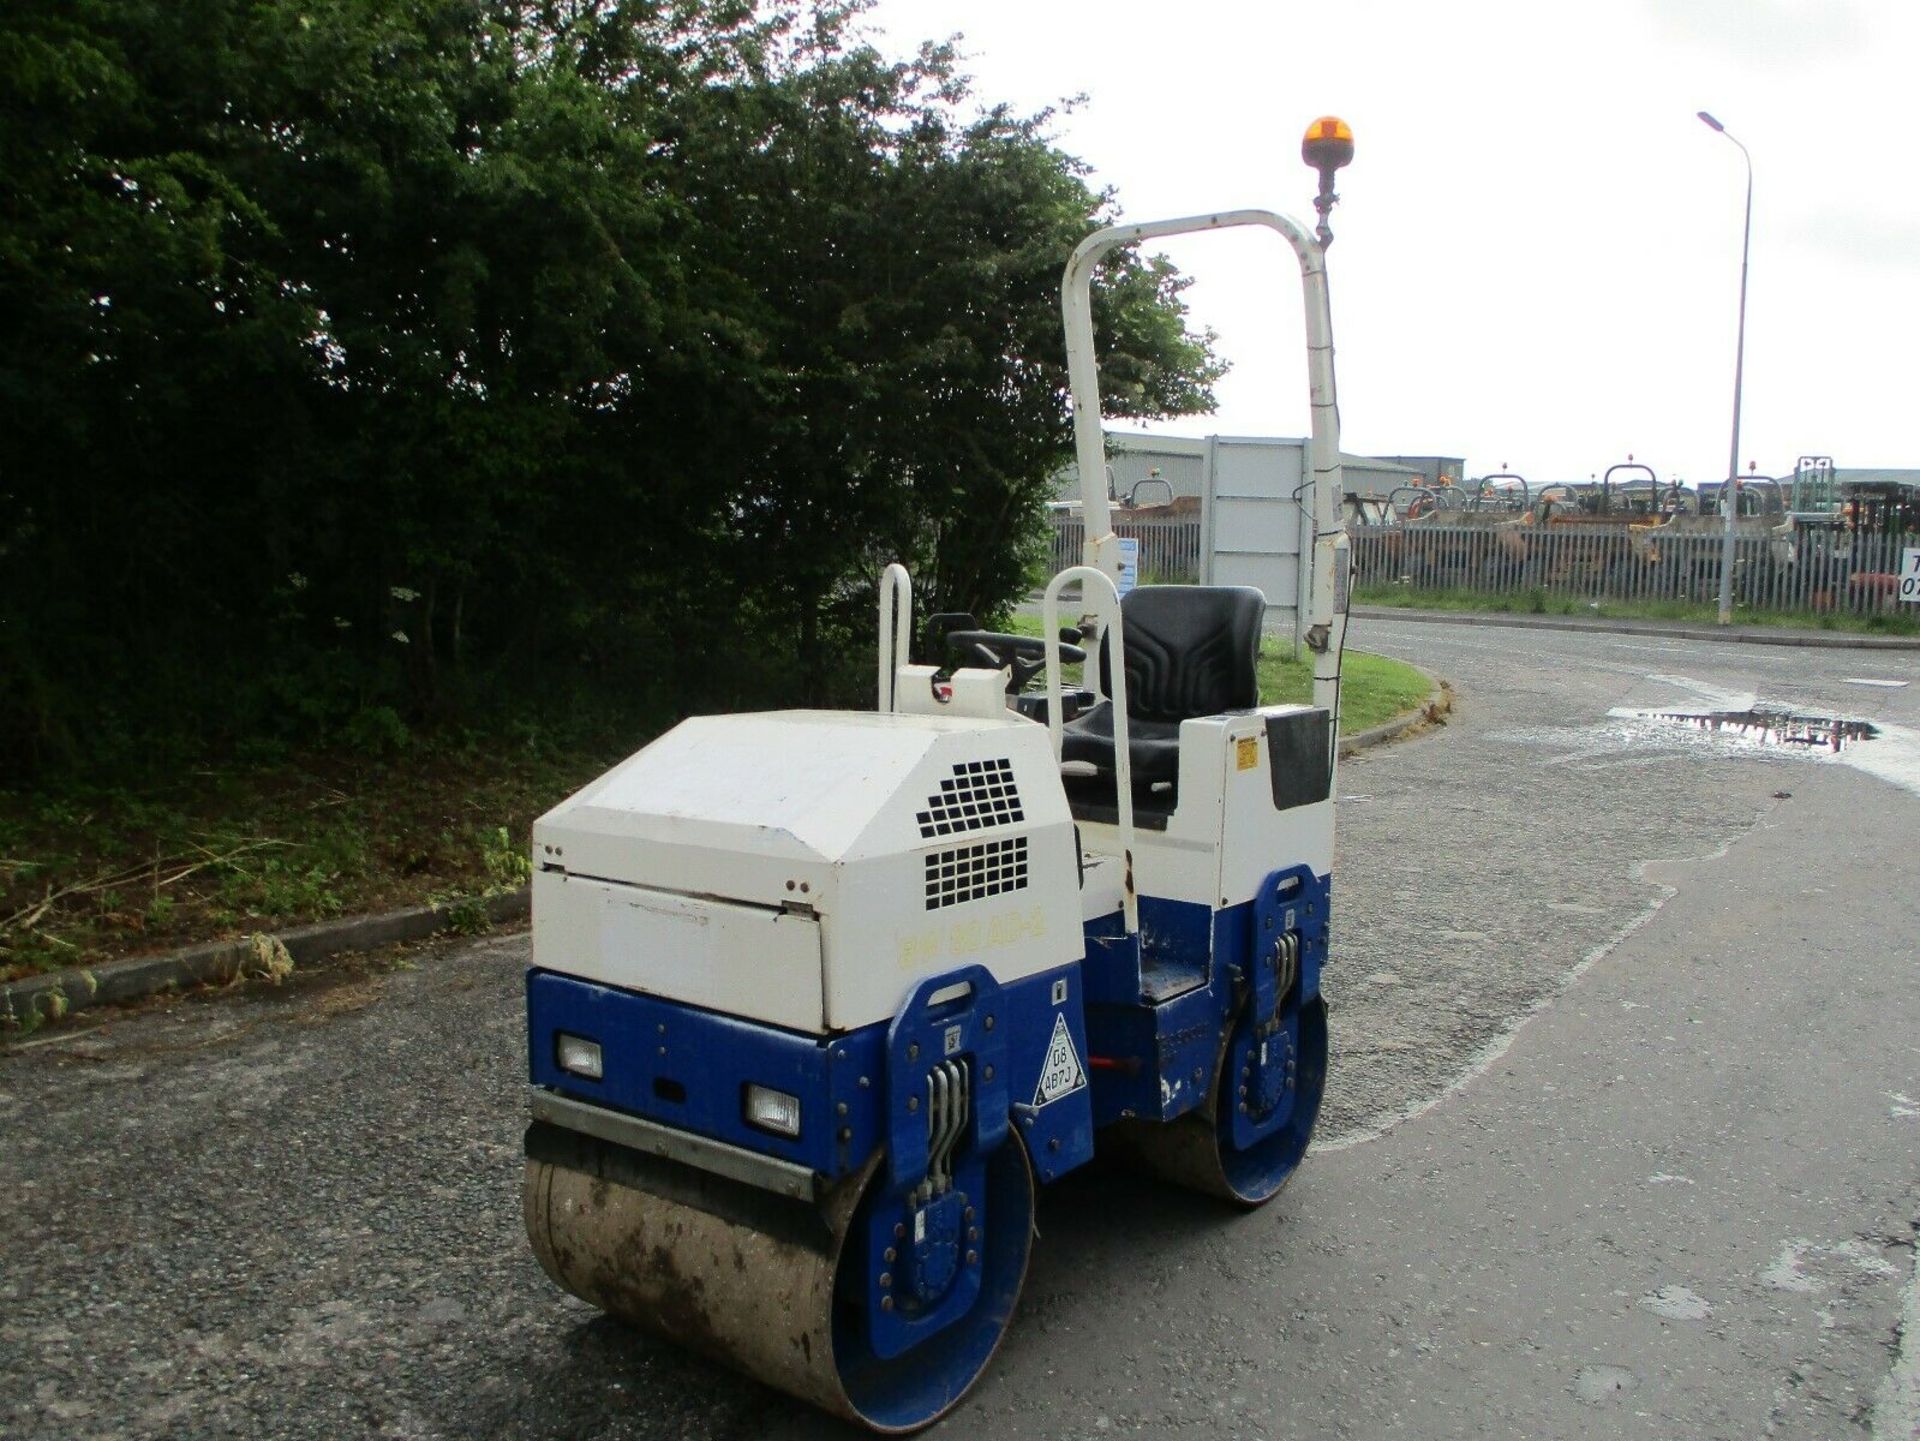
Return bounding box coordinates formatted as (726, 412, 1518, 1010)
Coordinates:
(525, 1129, 1035, 1433)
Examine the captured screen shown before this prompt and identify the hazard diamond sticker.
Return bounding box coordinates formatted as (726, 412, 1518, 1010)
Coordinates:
(1033, 1012, 1087, 1106)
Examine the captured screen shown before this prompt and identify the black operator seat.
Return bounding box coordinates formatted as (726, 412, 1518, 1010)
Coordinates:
(1060, 585, 1266, 789)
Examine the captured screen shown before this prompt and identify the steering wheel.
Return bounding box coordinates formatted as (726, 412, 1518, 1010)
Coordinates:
(944, 629, 1087, 695)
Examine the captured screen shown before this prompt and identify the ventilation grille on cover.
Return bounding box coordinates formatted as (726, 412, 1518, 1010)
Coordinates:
(924, 837, 1029, 911)
(917, 759, 1023, 839)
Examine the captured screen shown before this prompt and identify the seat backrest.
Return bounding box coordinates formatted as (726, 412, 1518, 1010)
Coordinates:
(1099, 585, 1266, 723)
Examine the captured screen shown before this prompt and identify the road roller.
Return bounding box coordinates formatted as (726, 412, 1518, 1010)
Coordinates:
(522, 199, 1352, 1431)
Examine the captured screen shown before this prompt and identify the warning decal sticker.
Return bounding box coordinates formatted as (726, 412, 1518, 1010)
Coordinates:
(1033, 1012, 1087, 1106)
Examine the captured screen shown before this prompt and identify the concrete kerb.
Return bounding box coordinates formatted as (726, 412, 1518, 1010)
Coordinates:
(1352, 605, 1920, 650)
(1, 887, 529, 1039)
(1340, 666, 1451, 757)
(1, 663, 1450, 1041)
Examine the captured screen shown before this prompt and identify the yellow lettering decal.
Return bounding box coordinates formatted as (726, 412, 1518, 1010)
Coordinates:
(1236, 735, 1259, 771)
(899, 929, 943, 969)
(904, 906, 1049, 969)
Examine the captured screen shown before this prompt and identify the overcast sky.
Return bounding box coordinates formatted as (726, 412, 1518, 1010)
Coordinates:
(865, 0, 1917, 486)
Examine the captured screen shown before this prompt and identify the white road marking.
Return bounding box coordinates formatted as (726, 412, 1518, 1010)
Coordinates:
(1642, 674, 1760, 710)
(1761, 1243, 1822, 1294)
(1639, 1285, 1711, 1320)
(1319, 829, 1742, 1153)
(1844, 678, 1910, 688)
(1840, 723, 1920, 801)
(1607, 641, 1717, 657)
(1873, 1239, 1920, 1439)
(1759, 1238, 1899, 1294)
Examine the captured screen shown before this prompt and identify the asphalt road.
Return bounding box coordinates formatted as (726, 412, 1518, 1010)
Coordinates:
(4, 617, 1918, 1440)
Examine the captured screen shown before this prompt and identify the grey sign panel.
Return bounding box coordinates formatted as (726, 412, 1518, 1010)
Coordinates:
(1201, 437, 1309, 648)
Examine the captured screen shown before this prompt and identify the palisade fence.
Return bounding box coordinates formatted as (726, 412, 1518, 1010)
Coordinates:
(1046, 512, 1919, 616)
(1049, 515, 1204, 583)
(1347, 520, 1920, 615)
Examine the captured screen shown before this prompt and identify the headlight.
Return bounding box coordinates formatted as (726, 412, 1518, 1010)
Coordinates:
(744, 1084, 801, 1138)
(555, 1033, 603, 1080)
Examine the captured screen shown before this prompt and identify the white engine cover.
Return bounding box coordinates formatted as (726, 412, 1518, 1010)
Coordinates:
(532, 710, 1082, 1034)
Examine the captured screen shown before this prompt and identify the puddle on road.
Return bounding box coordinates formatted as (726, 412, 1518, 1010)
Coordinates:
(1639, 707, 1879, 753)
(1488, 687, 1920, 800)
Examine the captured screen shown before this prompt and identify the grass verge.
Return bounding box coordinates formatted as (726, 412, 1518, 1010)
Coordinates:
(1354, 583, 1920, 636)
(1, 741, 626, 984)
(1008, 613, 1434, 734)
(3, 630, 1436, 985)
(1258, 647, 1436, 733)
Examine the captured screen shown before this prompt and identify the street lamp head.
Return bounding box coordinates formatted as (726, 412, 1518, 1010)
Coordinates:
(1697, 110, 1726, 132)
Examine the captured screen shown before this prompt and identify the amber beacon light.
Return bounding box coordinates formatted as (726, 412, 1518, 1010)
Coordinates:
(1301, 116, 1354, 248)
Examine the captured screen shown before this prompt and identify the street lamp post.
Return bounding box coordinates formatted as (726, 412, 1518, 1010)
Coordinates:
(1698, 110, 1752, 626)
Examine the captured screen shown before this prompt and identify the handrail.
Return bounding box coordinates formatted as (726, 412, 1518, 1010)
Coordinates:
(1043, 566, 1136, 936)
(876, 563, 911, 714)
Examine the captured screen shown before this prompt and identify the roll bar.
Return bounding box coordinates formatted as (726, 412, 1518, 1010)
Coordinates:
(1060, 210, 1346, 720)
(1124, 475, 1175, 509)
(1534, 483, 1578, 516)
(1471, 473, 1530, 511)
(1388, 485, 1437, 520)
(1742, 476, 1784, 516)
(1602, 461, 1656, 517)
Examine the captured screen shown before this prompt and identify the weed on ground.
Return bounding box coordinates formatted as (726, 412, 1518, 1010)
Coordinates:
(5, 628, 1437, 982)
(0, 741, 624, 982)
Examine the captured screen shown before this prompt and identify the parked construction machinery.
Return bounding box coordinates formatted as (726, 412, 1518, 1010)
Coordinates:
(1640, 470, 1784, 600)
(520, 168, 1356, 1430)
(1524, 460, 1671, 592)
(1388, 472, 1531, 588)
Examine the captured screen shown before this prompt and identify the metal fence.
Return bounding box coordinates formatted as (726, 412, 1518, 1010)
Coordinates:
(1050, 514, 1203, 583)
(1047, 511, 1918, 616)
(1349, 520, 1920, 615)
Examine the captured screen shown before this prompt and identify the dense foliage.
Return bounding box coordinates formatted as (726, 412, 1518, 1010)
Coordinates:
(0, 0, 1220, 777)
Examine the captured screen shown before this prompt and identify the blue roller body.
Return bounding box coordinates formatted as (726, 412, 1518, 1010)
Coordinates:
(832, 1127, 1035, 1431)
(1079, 867, 1330, 1130)
(527, 961, 1093, 1188)
(527, 968, 886, 1180)
(1214, 995, 1328, 1200)
(527, 865, 1327, 1185)
(525, 864, 1329, 1413)
(880, 966, 1010, 1193)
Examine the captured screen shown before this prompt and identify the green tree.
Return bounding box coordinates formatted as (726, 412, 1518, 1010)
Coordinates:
(645, 9, 1221, 688)
(0, 0, 1220, 776)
